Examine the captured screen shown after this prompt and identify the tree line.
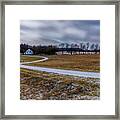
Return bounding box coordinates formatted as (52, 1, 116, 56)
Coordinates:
(20, 44, 57, 55)
(20, 42, 100, 55)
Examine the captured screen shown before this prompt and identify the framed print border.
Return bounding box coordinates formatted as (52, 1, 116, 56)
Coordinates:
(0, 0, 119, 119)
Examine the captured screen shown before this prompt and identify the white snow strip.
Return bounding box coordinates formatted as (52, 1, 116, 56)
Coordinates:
(20, 65, 100, 78)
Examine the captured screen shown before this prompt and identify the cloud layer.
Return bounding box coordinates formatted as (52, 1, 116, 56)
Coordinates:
(20, 20, 100, 46)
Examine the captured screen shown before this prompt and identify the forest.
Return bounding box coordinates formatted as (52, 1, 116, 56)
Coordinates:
(20, 42, 100, 55)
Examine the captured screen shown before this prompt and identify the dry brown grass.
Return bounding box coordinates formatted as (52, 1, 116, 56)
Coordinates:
(20, 68, 100, 100)
(20, 55, 42, 62)
(28, 54, 100, 72)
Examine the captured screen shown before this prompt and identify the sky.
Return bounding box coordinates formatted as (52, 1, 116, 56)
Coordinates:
(20, 20, 100, 46)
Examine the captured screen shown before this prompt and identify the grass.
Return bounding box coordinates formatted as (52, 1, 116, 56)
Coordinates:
(27, 54, 100, 72)
(20, 68, 100, 100)
(20, 55, 42, 62)
(20, 54, 100, 100)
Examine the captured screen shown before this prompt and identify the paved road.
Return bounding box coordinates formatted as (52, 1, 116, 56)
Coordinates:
(20, 55, 100, 78)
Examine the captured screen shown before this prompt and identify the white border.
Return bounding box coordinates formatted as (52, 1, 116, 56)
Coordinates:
(5, 5, 115, 115)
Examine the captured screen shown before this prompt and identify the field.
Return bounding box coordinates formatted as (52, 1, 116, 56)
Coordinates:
(20, 68, 100, 100)
(20, 54, 100, 100)
(20, 55, 42, 62)
(26, 54, 100, 72)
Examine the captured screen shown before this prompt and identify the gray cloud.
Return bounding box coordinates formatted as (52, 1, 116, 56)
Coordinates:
(20, 20, 100, 46)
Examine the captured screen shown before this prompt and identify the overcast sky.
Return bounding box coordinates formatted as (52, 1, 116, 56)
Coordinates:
(20, 20, 100, 46)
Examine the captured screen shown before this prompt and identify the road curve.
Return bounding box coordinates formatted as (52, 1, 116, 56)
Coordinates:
(20, 55, 100, 78)
(20, 56, 48, 65)
(21, 64, 100, 78)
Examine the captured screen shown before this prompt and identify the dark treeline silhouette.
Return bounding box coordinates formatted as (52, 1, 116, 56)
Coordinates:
(20, 44, 57, 55)
(20, 42, 100, 55)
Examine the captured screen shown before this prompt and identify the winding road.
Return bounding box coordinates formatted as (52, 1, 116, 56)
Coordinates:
(20, 56, 48, 65)
(20, 55, 100, 78)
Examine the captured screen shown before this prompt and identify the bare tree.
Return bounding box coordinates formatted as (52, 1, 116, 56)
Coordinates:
(74, 44, 79, 54)
(94, 44, 99, 50)
(82, 44, 86, 50)
(79, 43, 83, 50)
(59, 43, 65, 54)
(70, 43, 75, 55)
(86, 42, 89, 50)
(65, 43, 70, 54)
(79, 43, 83, 54)
(90, 43, 95, 51)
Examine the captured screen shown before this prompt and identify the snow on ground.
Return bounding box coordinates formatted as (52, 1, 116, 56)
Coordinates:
(20, 65, 100, 78)
(20, 55, 100, 78)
